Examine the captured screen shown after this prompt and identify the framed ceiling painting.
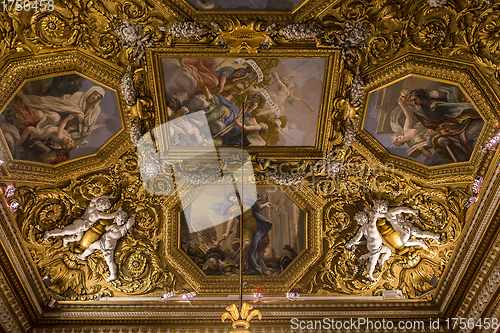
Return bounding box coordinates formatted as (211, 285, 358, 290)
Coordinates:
(0, 51, 129, 183)
(357, 54, 497, 179)
(364, 76, 485, 166)
(147, 49, 338, 159)
(164, 182, 323, 294)
(0, 74, 122, 165)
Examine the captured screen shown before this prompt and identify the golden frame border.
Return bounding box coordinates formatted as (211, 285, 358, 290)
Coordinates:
(357, 53, 500, 182)
(163, 181, 324, 294)
(145, 47, 340, 160)
(153, 0, 333, 22)
(0, 49, 131, 185)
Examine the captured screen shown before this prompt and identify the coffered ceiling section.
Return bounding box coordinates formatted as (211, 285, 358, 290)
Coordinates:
(0, 0, 500, 330)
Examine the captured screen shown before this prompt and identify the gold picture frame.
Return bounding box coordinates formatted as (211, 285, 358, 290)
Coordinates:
(0, 49, 130, 185)
(357, 53, 499, 183)
(164, 182, 324, 294)
(145, 48, 340, 161)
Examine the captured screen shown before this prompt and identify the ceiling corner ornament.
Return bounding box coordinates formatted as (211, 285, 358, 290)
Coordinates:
(166, 20, 323, 53)
(350, 76, 364, 107)
(221, 303, 262, 333)
(11, 153, 177, 300)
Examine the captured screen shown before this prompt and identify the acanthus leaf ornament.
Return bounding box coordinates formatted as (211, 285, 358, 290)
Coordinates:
(221, 303, 262, 332)
(406, 8, 454, 54)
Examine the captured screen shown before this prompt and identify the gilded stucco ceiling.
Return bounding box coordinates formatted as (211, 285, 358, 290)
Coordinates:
(0, 0, 500, 332)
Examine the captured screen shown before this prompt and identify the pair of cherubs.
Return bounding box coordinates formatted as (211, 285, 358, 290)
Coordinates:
(43, 194, 136, 282)
(346, 199, 440, 282)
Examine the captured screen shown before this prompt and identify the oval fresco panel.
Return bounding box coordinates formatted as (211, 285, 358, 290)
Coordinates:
(0, 74, 122, 165)
(364, 76, 485, 166)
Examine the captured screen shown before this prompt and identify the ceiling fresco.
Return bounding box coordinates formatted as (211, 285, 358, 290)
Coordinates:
(364, 76, 485, 166)
(162, 57, 325, 147)
(180, 185, 306, 276)
(0, 0, 500, 332)
(0, 75, 122, 165)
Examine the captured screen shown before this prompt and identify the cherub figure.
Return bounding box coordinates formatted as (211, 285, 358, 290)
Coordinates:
(17, 114, 76, 151)
(393, 214, 440, 250)
(370, 199, 439, 250)
(345, 210, 392, 282)
(43, 194, 119, 247)
(391, 89, 434, 158)
(256, 71, 305, 128)
(76, 210, 136, 282)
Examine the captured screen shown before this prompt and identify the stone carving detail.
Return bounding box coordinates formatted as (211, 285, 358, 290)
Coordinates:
(169, 22, 205, 38)
(268, 172, 305, 186)
(263, 149, 345, 186)
(325, 21, 371, 66)
(76, 211, 136, 282)
(129, 123, 142, 147)
(343, 120, 357, 147)
(350, 75, 365, 107)
(427, 0, 447, 7)
(13, 154, 176, 300)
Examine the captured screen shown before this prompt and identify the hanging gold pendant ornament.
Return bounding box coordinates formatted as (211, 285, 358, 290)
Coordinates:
(221, 303, 262, 332)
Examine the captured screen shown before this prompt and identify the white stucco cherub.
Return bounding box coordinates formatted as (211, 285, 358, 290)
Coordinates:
(393, 214, 440, 250)
(371, 199, 440, 250)
(76, 210, 136, 282)
(43, 194, 120, 247)
(346, 210, 392, 282)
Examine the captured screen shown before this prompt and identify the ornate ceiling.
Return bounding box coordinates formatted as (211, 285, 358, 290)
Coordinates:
(1, 0, 500, 332)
